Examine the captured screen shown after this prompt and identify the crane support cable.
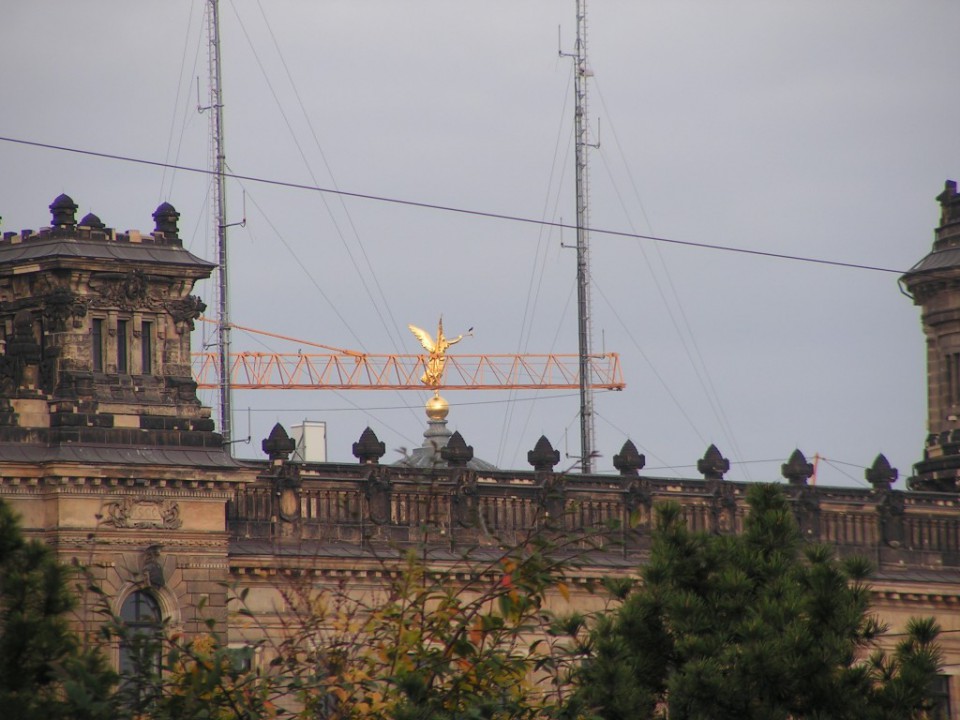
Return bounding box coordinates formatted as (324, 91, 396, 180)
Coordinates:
(197, 316, 364, 356)
(0, 136, 905, 275)
(191, 351, 625, 391)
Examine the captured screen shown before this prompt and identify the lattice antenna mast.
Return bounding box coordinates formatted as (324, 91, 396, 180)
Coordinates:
(203, 0, 233, 449)
(561, 0, 598, 473)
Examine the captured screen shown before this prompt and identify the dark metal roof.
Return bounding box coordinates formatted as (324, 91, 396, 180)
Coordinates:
(394, 445, 499, 472)
(0, 236, 214, 269)
(0, 442, 248, 468)
(903, 247, 960, 276)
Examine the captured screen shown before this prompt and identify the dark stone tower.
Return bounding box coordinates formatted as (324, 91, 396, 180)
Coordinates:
(901, 180, 960, 490)
(0, 196, 247, 645)
(0, 195, 220, 449)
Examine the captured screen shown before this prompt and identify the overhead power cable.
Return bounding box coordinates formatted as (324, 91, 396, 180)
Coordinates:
(0, 135, 908, 275)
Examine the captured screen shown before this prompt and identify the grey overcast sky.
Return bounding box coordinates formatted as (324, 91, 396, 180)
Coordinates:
(2, 1, 959, 487)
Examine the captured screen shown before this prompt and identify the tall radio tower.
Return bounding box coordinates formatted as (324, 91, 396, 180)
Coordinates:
(562, 0, 597, 473)
(203, 0, 233, 450)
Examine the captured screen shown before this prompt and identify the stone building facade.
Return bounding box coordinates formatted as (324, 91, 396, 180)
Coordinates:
(0, 188, 959, 713)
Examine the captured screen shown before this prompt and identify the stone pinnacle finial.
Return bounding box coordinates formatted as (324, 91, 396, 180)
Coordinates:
(153, 202, 180, 239)
(50, 193, 78, 227)
(866, 454, 898, 491)
(781, 449, 814, 486)
(613, 439, 645, 476)
(262, 423, 296, 461)
(353, 427, 386, 464)
(698, 444, 730, 481)
(528, 435, 560, 472)
(441, 431, 474, 468)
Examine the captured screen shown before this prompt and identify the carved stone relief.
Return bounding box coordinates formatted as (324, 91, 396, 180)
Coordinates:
(102, 497, 182, 529)
(89, 270, 162, 312)
(41, 287, 89, 331)
(166, 295, 207, 332)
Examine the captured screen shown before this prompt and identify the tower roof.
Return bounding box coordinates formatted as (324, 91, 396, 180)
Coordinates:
(902, 180, 960, 281)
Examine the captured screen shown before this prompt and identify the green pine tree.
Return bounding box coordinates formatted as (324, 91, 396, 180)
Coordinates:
(0, 498, 116, 720)
(570, 484, 943, 720)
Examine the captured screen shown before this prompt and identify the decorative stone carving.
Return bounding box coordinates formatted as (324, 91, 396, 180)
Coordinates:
(788, 487, 821, 541)
(353, 427, 386, 464)
(781, 449, 814, 486)
(866, 454, 897, 491)
(98, 270, 147, 310)
(878, 490, 906, 548)
(50, 193, 78, 227)
(5, 309, 41, 391)
(102, 498, 182, 530)
(42, 287, 89, 331)
(452, 470, 479, 528)
(624, 478, 653, 528)
(79, 212, 105, 230)
(142, 545, 165, 589)
(528, 435, 560, 472)
(278, 488, 299, 522)
(167, 295, 206, 332)
(537, 473, 566, 520)
(364, 469, 392, 525)
(91, 270, 153, 311)
(698, 444, 730, 481)
(707, 477, 737, 533)
(153, 202, 180, 238)
(613, 439, 645, 477)
(441, 431, 473, 468)
(263, 423, 296, 461)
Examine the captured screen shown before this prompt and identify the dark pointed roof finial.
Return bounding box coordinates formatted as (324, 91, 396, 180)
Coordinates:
(79, 212, 105, 230)
(441, 430, 474, 468)
(865, 454, 898, 490)
(262, 423, 296, 461)
(781, 449, 814, 486)
(697, 444, 730, 481)
(50, 193, 78, 227)
(352, 427, 386, 464)
(613, 439, 645, 476)
(528, 435, 560, 472)
(153, 202, 180, 239)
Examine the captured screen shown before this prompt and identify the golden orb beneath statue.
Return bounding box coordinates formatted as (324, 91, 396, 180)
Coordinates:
(425, 393, 449, 420)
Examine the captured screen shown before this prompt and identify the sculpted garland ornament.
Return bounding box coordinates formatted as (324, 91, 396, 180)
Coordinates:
(102, 498, 182, 530)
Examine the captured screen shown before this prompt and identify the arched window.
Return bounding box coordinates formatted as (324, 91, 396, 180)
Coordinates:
(118, 589, 162, 679)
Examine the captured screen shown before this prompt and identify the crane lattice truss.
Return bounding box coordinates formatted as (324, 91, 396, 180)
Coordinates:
(192, 351, 624, 391)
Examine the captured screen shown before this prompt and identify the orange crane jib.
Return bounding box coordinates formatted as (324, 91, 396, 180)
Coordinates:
(191, 352, 625, 391)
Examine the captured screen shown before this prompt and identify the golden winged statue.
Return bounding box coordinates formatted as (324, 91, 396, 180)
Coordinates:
(408, 317, 472, 388)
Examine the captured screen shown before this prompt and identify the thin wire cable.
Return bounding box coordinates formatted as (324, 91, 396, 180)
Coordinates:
(0, 135, 909, 275)
(820, 457, 871, 488)
(594, 411, 681, 478)
(593, 87, 750, 478)
(252, 0, 407, 354)
(226, 0, 407, 357)
(508, 277, 578, 467)
(238, 189, 367, 350)
(240, 390, 592, 413)
(232, 180, 423, 428)
(226, 1, 422, 430)
(593, 281, 708, 446)
(645, 458, 785, 471)
(159, 0, 201, 202)
(499, 69, 574, 466)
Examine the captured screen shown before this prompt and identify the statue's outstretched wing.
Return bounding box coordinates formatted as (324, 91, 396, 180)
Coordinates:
(408, 324, 436, 353)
